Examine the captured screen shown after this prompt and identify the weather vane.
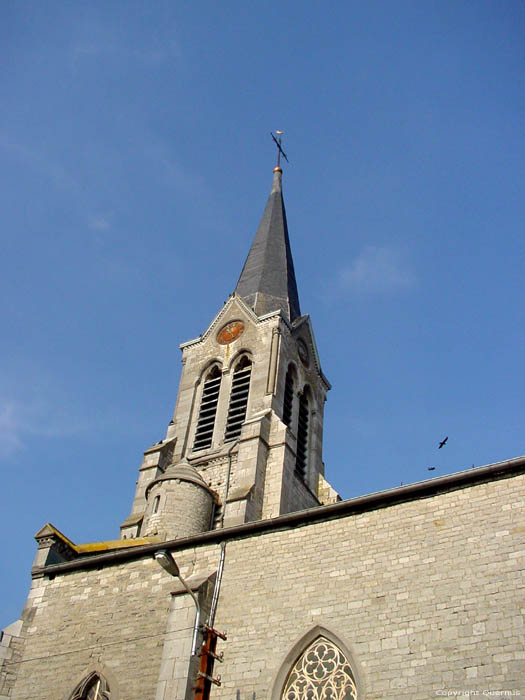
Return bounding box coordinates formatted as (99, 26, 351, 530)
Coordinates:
(271, 130, 289, 167)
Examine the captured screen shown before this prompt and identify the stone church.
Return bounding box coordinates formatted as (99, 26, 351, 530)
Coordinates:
(1, 164, 523, 700)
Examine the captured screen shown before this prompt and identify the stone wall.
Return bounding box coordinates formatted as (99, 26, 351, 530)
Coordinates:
(212, 473, 525, 699)
(4, 548, 221, 700)
(3, 469, 523, 699)
(0, 620, 25, 700)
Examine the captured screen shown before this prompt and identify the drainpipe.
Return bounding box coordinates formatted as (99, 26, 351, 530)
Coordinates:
(209, 542, 226, 628)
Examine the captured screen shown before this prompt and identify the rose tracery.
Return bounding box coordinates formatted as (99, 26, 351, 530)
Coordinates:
(282, 637, 357, 700)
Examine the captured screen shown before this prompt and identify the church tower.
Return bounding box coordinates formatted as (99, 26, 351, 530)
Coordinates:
(120, 165, 339, 541)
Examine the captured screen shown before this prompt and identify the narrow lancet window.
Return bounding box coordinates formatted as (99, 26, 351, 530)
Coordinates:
(295, 388, 309, 479)
(193, 366, 222, 451)
(224, 357, 252, 441)
(152, 495, 160, 514)
(283, 365, 295, 427)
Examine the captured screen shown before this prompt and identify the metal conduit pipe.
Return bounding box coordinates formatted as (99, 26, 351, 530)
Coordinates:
(209, 541, 226, 628)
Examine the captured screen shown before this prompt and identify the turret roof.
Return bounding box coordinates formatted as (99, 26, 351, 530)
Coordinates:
(235, 167, 301, 322)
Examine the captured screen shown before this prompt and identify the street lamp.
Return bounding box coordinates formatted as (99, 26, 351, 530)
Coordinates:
(154, 549, 201, 656)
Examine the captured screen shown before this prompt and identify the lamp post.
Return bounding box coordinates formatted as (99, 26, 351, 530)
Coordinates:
(154, 550, 201, 656)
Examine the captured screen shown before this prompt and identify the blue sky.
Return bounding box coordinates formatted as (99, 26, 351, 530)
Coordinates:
(1, 1, 523, 628)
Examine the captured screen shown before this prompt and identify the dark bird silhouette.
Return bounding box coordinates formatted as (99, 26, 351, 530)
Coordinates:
(438, 436, 448, 449)
(427, 466, 436, 471)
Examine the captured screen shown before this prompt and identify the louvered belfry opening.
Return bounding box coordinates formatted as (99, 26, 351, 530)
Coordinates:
(283, 365, 295, 426)
(295, 388, 309, 479)
(193, 366, 222, 451)
(225, 357, 252, 441)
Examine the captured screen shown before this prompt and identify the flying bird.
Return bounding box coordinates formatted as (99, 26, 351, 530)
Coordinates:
(427, 466, 436, 471)
(438, 436, 448, 449)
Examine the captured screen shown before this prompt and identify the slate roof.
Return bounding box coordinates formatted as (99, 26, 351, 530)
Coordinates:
(235, 167, 301, 322)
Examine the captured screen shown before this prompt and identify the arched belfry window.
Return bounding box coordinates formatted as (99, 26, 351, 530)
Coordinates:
(295, 387, 310, 480)
(283, 364, 295, 427)
(193, 365, 222, 451)
(224, 356, 252, 441)
(282, 636, 358, 700)
(69, 672, 111, 700)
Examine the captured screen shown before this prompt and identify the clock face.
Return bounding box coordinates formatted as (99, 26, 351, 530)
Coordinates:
(217, 320, 245, 345)
(297, 339, 309, 366)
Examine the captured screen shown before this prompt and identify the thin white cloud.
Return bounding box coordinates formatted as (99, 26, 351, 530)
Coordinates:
(73, 44, 104, 59)
(89, 216, 111, 230)
(0, 397, 84, 459)
(0, 359, 147, 461)
(0, 402, 23, 456)
(142, 138, 205, 194)
(72, 36, 181, 65)
(0, 133, 82, 195)
(339, 245, 416, 293)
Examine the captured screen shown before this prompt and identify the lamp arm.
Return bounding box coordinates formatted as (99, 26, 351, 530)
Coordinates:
(177, 573, 201, 656)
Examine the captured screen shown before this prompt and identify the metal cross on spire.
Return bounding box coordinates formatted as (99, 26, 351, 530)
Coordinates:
(271, 130, 289, 167)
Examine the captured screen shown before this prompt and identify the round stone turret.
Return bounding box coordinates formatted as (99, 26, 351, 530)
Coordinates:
(141, 460, 216, 540)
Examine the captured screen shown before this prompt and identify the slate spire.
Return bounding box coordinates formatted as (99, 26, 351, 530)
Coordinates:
(235, 167, 301, 322)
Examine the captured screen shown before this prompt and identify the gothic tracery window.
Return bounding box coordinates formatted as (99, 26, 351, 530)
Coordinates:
(69, 672, 111, 700)
(282, 636, 357, 700)
(85, 678, 104, 700)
